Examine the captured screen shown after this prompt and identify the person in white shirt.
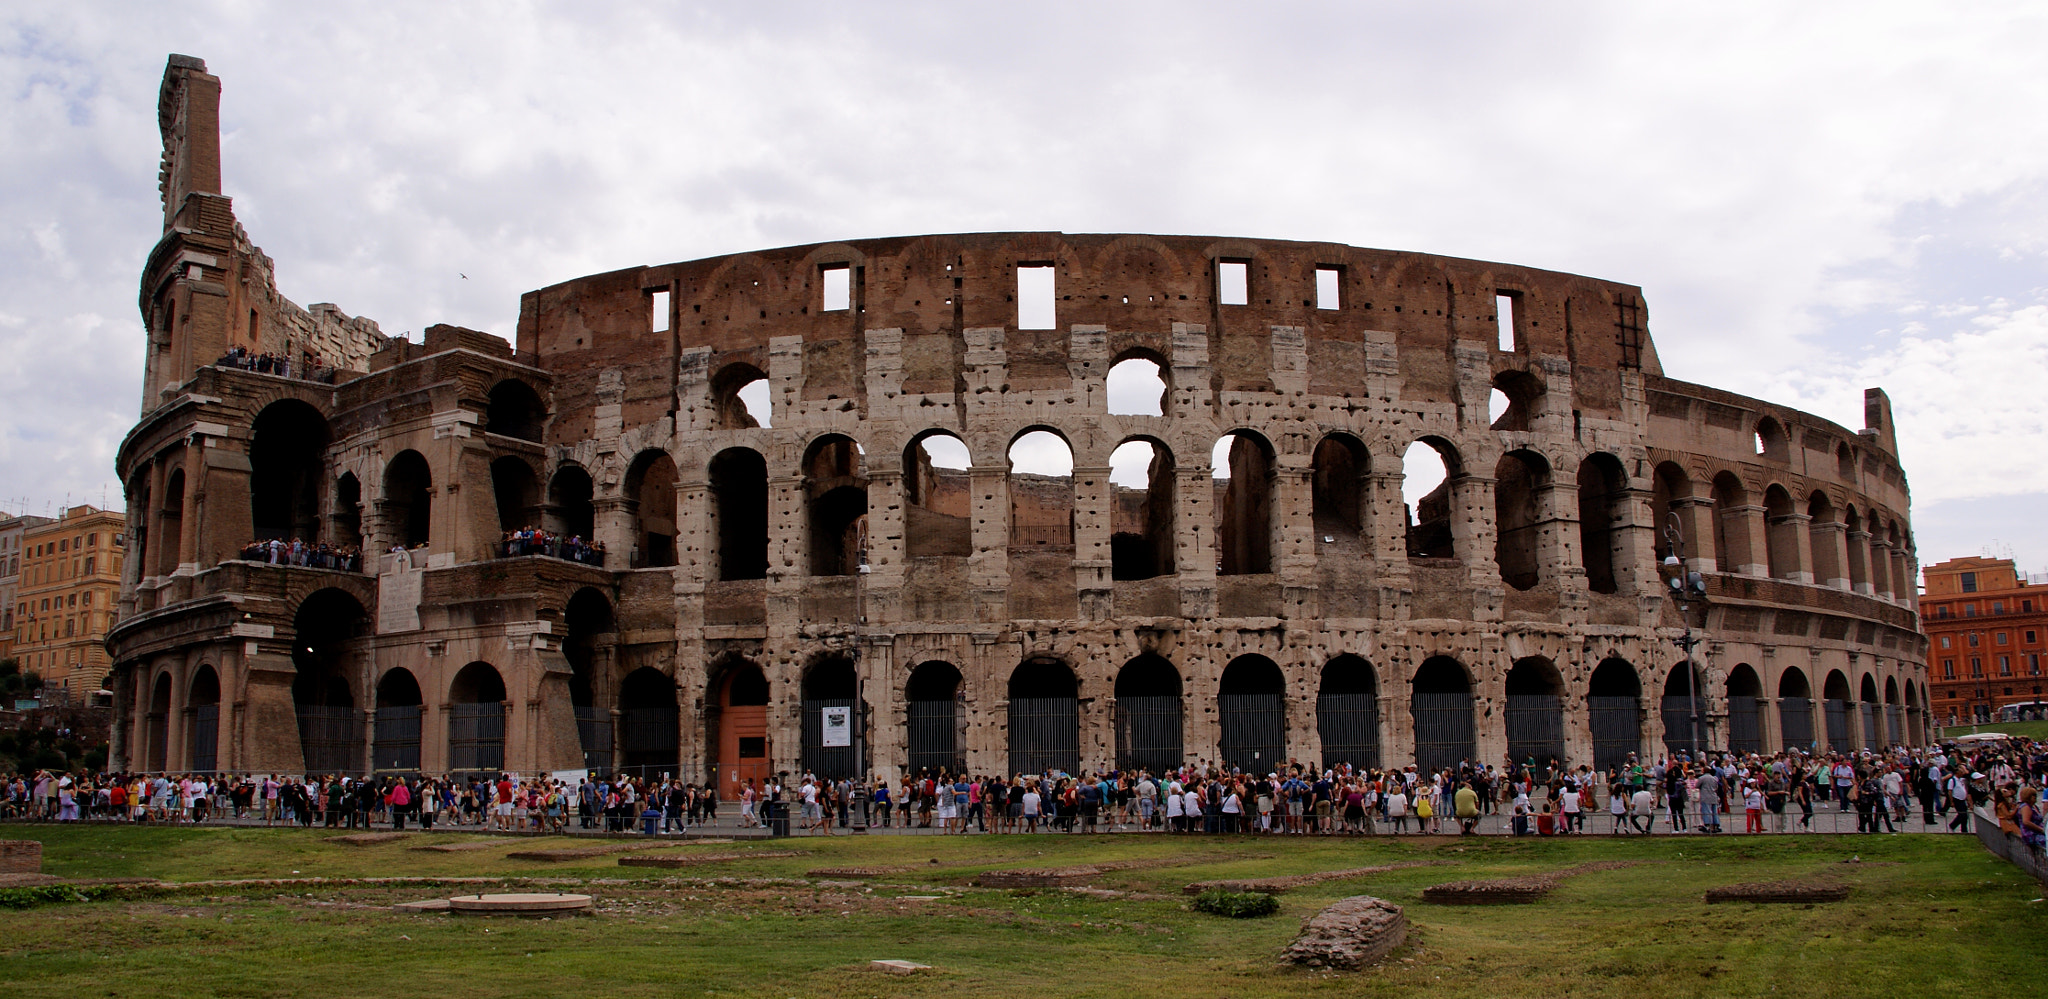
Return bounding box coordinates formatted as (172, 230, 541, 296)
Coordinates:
(1385, 788, 1409, 833)
(1021, 787, 1043, 832)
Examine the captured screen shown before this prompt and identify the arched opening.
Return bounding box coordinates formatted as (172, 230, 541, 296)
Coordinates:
(1587, 658, 1641, 770)
(1763, 485, 1798, 580)
(1884, 675, 1903, 749)
(1504, 657, 1565, 768)
(1710, 472, 1749, 574)
(447, 661, 507, 774)
(1660, 662, 1707, 758)
(145, 672, 171, 772)
(382, 450, 433, 549)
(187, 665, 221, 773)
(1008, 430, 1074, 548)
(490, 457, 539, 538)
(1316, 655, 1380, 770)
(1903, 679, 1921, 745)
(1822, 669, 1853, 751)
(906, 661, 965, 774)
(1844, 506, 1871, 591)
(1213, 431, 1275, 575)
(618, 667, 678, 775)
(1404, 439, 1459, 559)
(332, 472, 363, 551)
(1807, 491, 1840, 587)
(1106, 353, 1167, 416)
(1218, 655, 1287, 771)
(1754, 417, 1789, 461)
(1007, 657, 1078, 776)
(372, 668, 423, 772)
(128, 475, 152, 579)
(1778, 668, 1815, 750)
(708, 448, 768, 580)
(1650, 463, 1691, 562)
(1114, 655, 1182, 773)
(626, 449, 679, 568)
(565, 587, 614, 771)
(293, 588, 365, 773)
(1411, 656, 1474, 772)
(249, 400, 329, 542)
(545, 464, 595, 543)
(1110, 438, 1175, 579)
(711, 363, 771, 429)
(800, 654, 860, 778)
(1725, 664, 1765, 754)
(485, 379, 546, 442)
(1311, 434, 1370, 544)
(805, 435, 867, 575)
(1493, 449, 1549, 590)
(1578, 452, 1627, 594)
(155, 469, 185, 577)
(903, 431, 972, 558)
(1836, 443, 1858, 481)
(1490, 370, 1544, 432)
(710, 656, 770, 799)
(1859, 673, 1882, 751)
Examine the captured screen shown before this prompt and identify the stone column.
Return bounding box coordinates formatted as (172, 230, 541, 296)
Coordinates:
(1846, 529, 1872, 595)
(1070, 463, 1113, 619)
(1810, 517, 1851, 590)
(1769, 511, 1814, 583)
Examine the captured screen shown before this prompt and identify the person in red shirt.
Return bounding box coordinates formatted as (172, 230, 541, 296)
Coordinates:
(495, 775, 515, 830)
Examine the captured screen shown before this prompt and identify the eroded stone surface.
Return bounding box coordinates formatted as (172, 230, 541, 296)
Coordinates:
(1282, 895, 1406, 969)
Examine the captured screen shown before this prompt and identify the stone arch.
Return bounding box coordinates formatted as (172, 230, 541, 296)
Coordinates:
(1711, 471, 1751, 574)
(1836, 442, 1858, 480)
(903, 429, 973, 558)
(1777, 666, 1815, 750)
(804, 433, 868, 575)
(1859, 672, 1883, 751)
(332, 471, 364, 550)
(800, 652, 861, 778)
(1660, 661, 1708, 758)
(709, 654, 770, 797)
(1493, 448, 1550, 591)
(1114, 654, 1183, 773)
(1490, 369, 1545, 432)
(1822, 669, 1854, 751)
(1218, 654, 1286, 772)
(710, 362, 771, 429)
(565, 587, 615, 769)
(545, 463, 595, 542)
(1504, 656, 1566, 768)
(1649, 461, 1694, 561)
(1110, 436, 1176, 579)
(1404, 437, 1464, 559)
(1578, 452, 1628, 594)
(381, 450, 433, 549)
(448, 661, 508, 774)
(1008, 656, 1079, 776)
(293, 587, 366, 773)
(155, 467, 186, 577)
(906, 660, 966, 774)
(1213, 430, 1276, 575)
(490, 456, 540, 538)
(618, 666, 678, 775)
(1755, 416, 1789, 461)
(372, 667, 424, 772)
(1411, 655, 1475, 773)
(1763, 484, 1799, 580)
(1725, 663, 1765, 753)
(1106, 350, 1168, 416)
(1316, 655, 1380, 770)
(187, 664, 221, 772)
(1586, 658, 1641, 770)
(1311, 433, 1371, 540)
(625, 449, 679, 568)
(145, 670, 172, 772)
(249, 399, 329, 542)
(485, 378, 546, 441)
(1007, 428, 1074, 548)
(708, 447, 768, 580)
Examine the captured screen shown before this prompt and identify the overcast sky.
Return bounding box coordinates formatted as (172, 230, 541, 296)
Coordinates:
(5, 3, 2047, 581)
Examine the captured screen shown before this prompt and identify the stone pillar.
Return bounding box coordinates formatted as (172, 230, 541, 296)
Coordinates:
(1846, 529, 1872, 595)
(593, 496, 635, 569)
(1870, 538, 1895, 601)
(1175, 465, 1217, 620)
(967, 464, 1011, 623)
(1810, 518, 1851, 590)
(1669, 496, 1718, 576)
(1770, 511, 1814, 583)
(1727, 504, 1769, 577)
(1070, 463, 1113, 619)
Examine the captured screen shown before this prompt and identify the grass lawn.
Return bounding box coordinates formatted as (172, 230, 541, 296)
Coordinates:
(0, 825, 2041, 998)
(1940, 719, 2048, 740)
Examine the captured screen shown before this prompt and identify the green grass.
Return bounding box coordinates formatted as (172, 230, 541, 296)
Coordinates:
(0, 826, 2041, 998)
(1940, 719, 2048, 740)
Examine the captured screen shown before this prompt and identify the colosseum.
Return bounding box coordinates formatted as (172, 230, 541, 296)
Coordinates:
(107, 55, 1930, 786)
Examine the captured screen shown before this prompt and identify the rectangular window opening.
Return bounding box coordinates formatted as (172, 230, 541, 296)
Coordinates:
(1961, 572, 1978, 592)
(1315, 266, 1342, 310)
(649, 290, 671, 333)
(1496, 291, 1520, 352)
(1217, 260, 1249, 306)
(1017, 264, 1056, 330)
(821, 264, 851, 312)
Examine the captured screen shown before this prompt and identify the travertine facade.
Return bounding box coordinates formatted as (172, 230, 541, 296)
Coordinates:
(107, 55, 1930, 781)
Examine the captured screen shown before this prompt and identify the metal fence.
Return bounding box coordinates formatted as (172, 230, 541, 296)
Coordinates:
(1779, 696, 1813, 749)
(1218, 693, 1286, 774)
(574, 706, 612, 772)
(190, 704, 220, 773)
(448, 704, 505, 773)
(1727, 695, 1762, 754)
(1114, 695, 1182, 774)
(298, 705, 362, 774)
(1586, 696, 1638, 771)
(1504, 694, 1564, 766)
(1411, 692, 1474, 773)
(1316, 692, 1380, 770)
(1007, 696, 1077, 776)
(372, 706, 422, 771)
(907, 699, 963, 774)
(801, 698, 860, 780)
(1660, 696, 1706, 757)
(1824, 698, 1850, 750)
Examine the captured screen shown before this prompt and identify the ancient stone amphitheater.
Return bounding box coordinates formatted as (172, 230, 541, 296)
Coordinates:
(108, 55, 1928, 785)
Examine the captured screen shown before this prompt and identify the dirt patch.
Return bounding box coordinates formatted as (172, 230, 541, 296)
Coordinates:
(973, 867, 1101, 888)
(325, 832, 413, 846)
(1421, 861, 1648, 905)
(1704, 880, 1850, 904)
(1184, 861, 1449, 895)
(808, 865, 912, 878)
(505, 843, 675, 862)
(618, 851, 803, 868)
(409, 841, 502, 853)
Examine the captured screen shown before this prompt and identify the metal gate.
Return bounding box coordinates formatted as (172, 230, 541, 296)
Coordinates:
(1411, 692, 1474, 773)
(1218, 693, 1286, 773)
(1007, 696, 1077, 776)
(1660, 696, 1706, 758)
(448, 703, 505, 773)
(1316, 692, 1380, 770)
(371, 705, 422, 772)
(1114, 695, 1182, 774)
(1886, 705, 1904, 747)
(574, 706, 612, 772)
(1778, 696, 1814, 750)
(907, 699, 962, 774)
(189, 704, 219, 773)
(298, 705, 361, 774)
(1862, 704, 1880, 751)
(622, 705, 678, 770)
(801, 698, 859, 779)
(1823, 698, 1850, 750)
(1504, 694, 1564, 768)
(1727, 696, 1761, 754)
(1586, 696, 1638, 771)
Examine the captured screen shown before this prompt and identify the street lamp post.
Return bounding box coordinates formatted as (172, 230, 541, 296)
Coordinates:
(1659, 512, 1710, 762)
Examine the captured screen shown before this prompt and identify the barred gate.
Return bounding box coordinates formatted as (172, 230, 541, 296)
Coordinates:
(1114, 695, 1182, 774)
(190, 704, 220, 773)
(1778, 696, 1814, 750)
(1886, 705, 1905, 746)
(297, 705, 360, 774)
(1504, 694, 1564, 767)
(1862, 704, 1881, 751)
(1007, 696, 1077, 776)
(1218, 693, 1285, 773)
(802, 698, 859, 779)
(1411, 692, 1474, 773)
(448, 703, 506, 773)
(1586, 696, 1639, 771)
(907, 699, 963, 774)
(1316, 692, 1380, 770)
(622, 705, 678, 769)
(371, 705, 422, 772)
(1726, 696, 1761, 754)
(1823, 698, 1850, 750)
(1660, 696, 1706, 757)
(574, 706, 613, 772)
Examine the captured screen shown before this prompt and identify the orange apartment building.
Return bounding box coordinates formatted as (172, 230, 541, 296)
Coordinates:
(12, 505, 127, 702)
(1920, 556, 2048, 726)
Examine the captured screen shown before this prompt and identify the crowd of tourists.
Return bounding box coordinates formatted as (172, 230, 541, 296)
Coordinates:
(212, 345, 339, 383)
(237, 538, 364, 572)
(499, 527, 607, 566)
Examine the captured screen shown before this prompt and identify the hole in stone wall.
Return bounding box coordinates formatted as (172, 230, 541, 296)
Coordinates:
(904, 432, 972, 558)
(1213, 431, 1274, 575)
(1403, 440, 1455, 559)
(1489, 388, 1511, 427)
(650, 290, 670, 332)
(709, 448, 768, 580)
(1496, 292, 1520, 352)
(1315, 267, 1341, 310)
(1110, 439, 1174, 580)
(1494, 449, 1547, 590)
(1218, 260, 1249, 306)
(821, 264, 851, 312)
(1106, 356, 1167, 416)
(1008, 430, 1074, 547)
(1017, 265, 1056, 329)
(712, 363, 771, 429)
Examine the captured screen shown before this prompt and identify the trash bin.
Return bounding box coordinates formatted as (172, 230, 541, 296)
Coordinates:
(765, 800, 791, 838)
(641, 807, 661, 835)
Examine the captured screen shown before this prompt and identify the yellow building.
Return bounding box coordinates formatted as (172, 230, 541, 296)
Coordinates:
(14, 506, 126, 702)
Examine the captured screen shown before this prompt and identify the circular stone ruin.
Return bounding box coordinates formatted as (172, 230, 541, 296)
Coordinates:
(447, 892, 593, 916)
(1703, 881, 1849, 904)
(1282, 895, 1407, 969)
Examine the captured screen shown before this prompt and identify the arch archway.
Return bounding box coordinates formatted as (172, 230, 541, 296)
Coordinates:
(1411, 656, 1475, 772)
(1311, 434, 1370, 543)
(1505, 657, 1565, 769)
(565, 587, 615, 770)
(332, 472, 363, 551)
(490, 457, 539, 539)
(293, 588, 365, 772)
(1213, 431, 1275, 575)
(250, 400, 329, 542)
(546, 464, 596, 544)
(1711, 472, 1750, 574)
(1660, 662, 1708, 759)
(710, 657, 770, 798)
(1764, 485, 1799, 580)
(1822, 670, 1854, 751)
(1578, 452, 1628, 594)
(1008, 657, 1078, 776)
(1494, 449, 1549, 591)
(906, 661, 965, 774)
(372, 668, 423, 772)
(145, 672, 172, 772)
(805, 435, 867, 575)
(800, 654, 860, 778)
(187, 665, 221, 772)
(711, 362, 770, 429)
(1106, 353, 1167, 416)
(383, 450, 433, 549)
(1725, 664, 1765, 754)
(1778, 668, 1815, 750)
(626, 450, 679, 568)
(904, 432, 973, 558)
(485, 379, 546, 441)
(1007, 430, 1073, 548)
(1110, 438, 1175, 579)
(1587, 658, 1641, 770)
(1316, 655, 1379, 770)
(1114, 654, 1182, 773)
(1404, 439, 1461, 558)
(1884, 675, 1903, 748)
(1859, 673, 1883, 751)
(709, 448, 769, 580)
(618, 667, 678, 775)
(1218, 655, 1287, 771)
(448, 662, 507, 774)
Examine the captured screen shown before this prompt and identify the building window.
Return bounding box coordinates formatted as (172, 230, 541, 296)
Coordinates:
(2000, 656, 2013, 676)
(2031, 654, 2040, 675)
(1965, 604, 1977, 616)
(2027, 630, 2038, 644)
(1941, 635, 1952, 649)
(1994, 601, 2006, 614)
(1968, 633, 1981, 647)
(2025, 599, 2034, 612)
(1962, 571, 1978, 592)
(1971, 657, 1983, 677)
(1997, 632, 2009, 644)
(1943, 659, 1955, 679)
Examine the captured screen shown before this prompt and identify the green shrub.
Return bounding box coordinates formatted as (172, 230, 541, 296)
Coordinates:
(0, 884, 124, 909)
(1191, 888, 1279, 918)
